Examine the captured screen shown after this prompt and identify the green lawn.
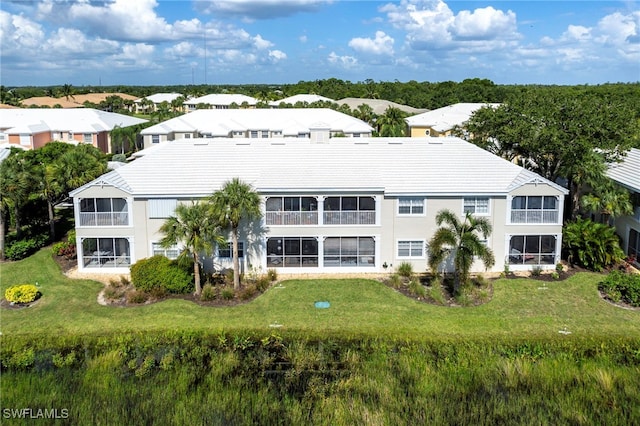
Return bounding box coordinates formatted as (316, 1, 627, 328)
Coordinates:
(1, 248, 639, 339)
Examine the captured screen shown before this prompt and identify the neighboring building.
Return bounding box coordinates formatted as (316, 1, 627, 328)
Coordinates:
(134, 93, 184, 113)
(139, 108, 374, 148)
(405, 103, 499, 138)
(0, 108, 147, 153)
(606, 148, 640, 264)
(70, 137, 567, 275)
(269, 94, 336, 107)
(338, 98, 427, 116)
(21, 93, 138, 109)
(183, 94, 258, 112)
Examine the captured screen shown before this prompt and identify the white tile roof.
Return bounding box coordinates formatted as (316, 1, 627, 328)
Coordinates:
(183, 94, 258, 106)
(140, 108, 374, 137)
(269, 94, 335, 106)
(405, 103, 499, 132)
(607, 148, 640, 192)
(72, 137, 567, 198)
(135, 93, 183, 103)
(0, 108, 147, 134)
(338, 98, 427, 115)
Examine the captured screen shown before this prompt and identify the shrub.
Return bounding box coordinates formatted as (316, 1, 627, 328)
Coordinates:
(221, 287, 235, 300)
(555, 263, 564, 274)
(240, 284, 257, 301)
(5, 284, 40, 304)
(396, 262, 414, 278)
(531, 266, 543, 277)
(563, 218, 625, 271)
(111, 153, 127, 162)
(255, 276, 271, 292)
(130, 255, 193, 294)
(389, 274, 402, 289)
(599, 271, 640, 307)
(200, 284, 217, 302)
(267, 269, 278, 282)
(408, 279, 426, 297)
(126, 289, 148, 304)
(5, 237, 47, 261)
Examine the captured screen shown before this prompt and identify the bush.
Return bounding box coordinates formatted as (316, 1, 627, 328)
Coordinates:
(599, 271, 640, 307)
(240, 285, 257, 301)
(126, 289, 148, 304)
(130, 255, 193, 294)
(408, 279, 426, 297)
(5, 284, 41, 304)
(396, 262, 413, 278)
(221, 287, 235, 300)
(255, 276, 271, 292)
(563, 218, 624, 271)
(389, 274, 402, 289)
(111, 153, 127, 162)
(267, 269, 278, 282)
(200, 284, 217, 302)
(5, 235, 48, 261)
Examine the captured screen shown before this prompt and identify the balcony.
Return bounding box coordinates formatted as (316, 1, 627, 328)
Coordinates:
(266, 211, 318, 226)
(323, 211, 376, 225)
(511, 210, 559, 224)
(79, 212, 129, 227)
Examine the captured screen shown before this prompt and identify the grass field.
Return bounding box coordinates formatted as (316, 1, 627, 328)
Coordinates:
(1, 248, 638, 339)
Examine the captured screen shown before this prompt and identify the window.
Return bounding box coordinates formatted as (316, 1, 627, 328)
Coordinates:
(79, 198, 128, 226)
(425, 129, 431, 136)
(324, 196, 376, 225)
(152, 242, 179, 260)
(511, 196, 559, 223)
(218, 242, 244, 259)
(148, 199, 177, 219)
(324, 237, 375, 267)
(397, 240, 424, 258)
(398, 198, 424, 215)
(464, 197, 489, 215)
(83, 133, 92, 144)
(261, 131, 269, 138)
(68, 132, 74, 141)
(266, 197, 318, 225)
(508, 235, 557, 265)
(151, 135, 160, 144)
(267, 238, 317, 267)
(250, 130, 259, 138)
(184, 134, 191, 139)
(82, 237, 130, 268)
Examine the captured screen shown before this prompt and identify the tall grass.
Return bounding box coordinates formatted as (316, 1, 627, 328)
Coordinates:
(2, 333, 639, 424)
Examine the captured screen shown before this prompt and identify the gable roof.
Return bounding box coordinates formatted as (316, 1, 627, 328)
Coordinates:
(269, 94, 336, 106)
(405, 102, 499, 132)
(139, 108, 373, 137)
(607, 148, 640, 192)
(338, 98, 427, 115)
(71, 137, 567, 198)
(135, 93, 183, 104)
(183, 94, 258, 107)
(0, 108, 147, 135)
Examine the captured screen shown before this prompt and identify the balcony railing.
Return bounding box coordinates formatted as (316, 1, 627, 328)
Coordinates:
(323, 211, 376, 225)
(266, 211, 318, 225)
(510, 210, 559, 224)
(79, 212, 129, 227)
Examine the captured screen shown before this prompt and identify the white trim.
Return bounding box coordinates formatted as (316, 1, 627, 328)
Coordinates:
(397, 197, 426, 217)
(462, 196, 490, 216)
(504, 233, 561, 271)
(396, 239, 426, 259)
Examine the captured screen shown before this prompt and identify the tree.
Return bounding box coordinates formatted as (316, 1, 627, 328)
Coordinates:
(159, 202, 225, 296)
(209, 178, 262, 290)
(353, 103, 377, 128)
(377, 106, 407, 137)
(111, 125, 137, 154)
(462, 88, 639, 219)
(0, 152, 37, 253)
(428, 210, 495, 295)
(60, 84, 75, 101)
(581, 181, 633, 224)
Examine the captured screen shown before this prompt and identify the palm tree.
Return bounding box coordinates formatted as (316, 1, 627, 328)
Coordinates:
(209, 178, 262, 290)
(428, 210, 495, 295)
(377, 106, 407, 136)
(159, 202, 225, 296)
(354, 103, 376, 128)
(60, 84, 75, 101)
(0, 152, 37, 243)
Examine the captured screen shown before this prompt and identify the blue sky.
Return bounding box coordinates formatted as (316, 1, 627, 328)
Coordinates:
(1, 1, 638, 86)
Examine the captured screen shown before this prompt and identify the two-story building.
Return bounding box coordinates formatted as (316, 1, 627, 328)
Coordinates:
(70, 137, 567, 275)
(0, 108, 147, 153)
(139, 108, 374, 148)
(405, 103, 499, 138)
(607, 148, 640, 265)
(183, 94, 258, 112)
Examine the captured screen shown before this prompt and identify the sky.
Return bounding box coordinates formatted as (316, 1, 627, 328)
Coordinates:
(1, 0, 639, 87)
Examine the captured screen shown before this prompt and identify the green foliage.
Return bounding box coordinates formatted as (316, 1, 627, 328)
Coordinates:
(563, 217, 625, 271)
(5, 236, 48, 260)
(130, 255, 193, 294)
(599, 271, 640, 307)
(267, 268, 278, 282)
(531, 266, 543, 277)
(389, 274, 402, 289)
(408, 278, 426, 297)
(239, 284, 257, 301)
(5, 284, 40, 304)
(126, 289, 148, 304)
(396, 261, 413, 278)
(255, 276, 271, 292)
(111, 153, 127, 162)
(200, 284, 217, 302)
(221, 287, 235, 300)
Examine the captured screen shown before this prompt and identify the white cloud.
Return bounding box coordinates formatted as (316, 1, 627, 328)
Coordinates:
(328, 52, 358, 68)
(562, 25, 592, 42)
(349, 31, 394, 55)
(269, 50, 287, 61)
(0, 10, 45, 52)
(451, 7, 517, 40)
(254, 34, 274, 50)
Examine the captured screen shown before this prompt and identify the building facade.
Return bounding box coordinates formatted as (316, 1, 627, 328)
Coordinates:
(70, 137, 567, 275)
